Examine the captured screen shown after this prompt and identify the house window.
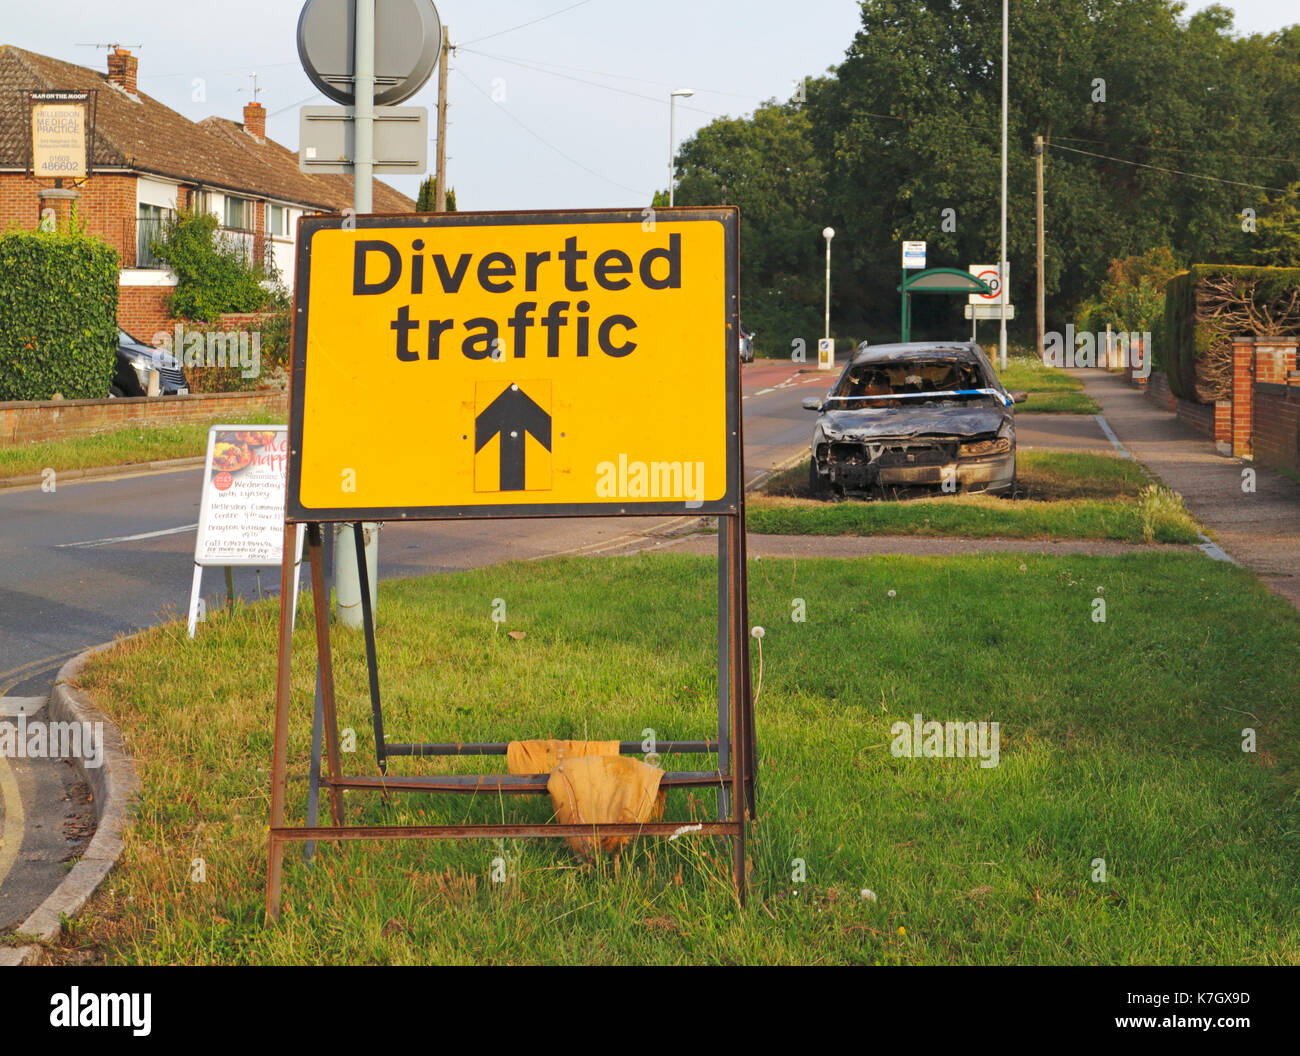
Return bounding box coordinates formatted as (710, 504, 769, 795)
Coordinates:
(224, 196, 253, 231)
(267, 203, 289, 238)
(136, 204, 172, 269)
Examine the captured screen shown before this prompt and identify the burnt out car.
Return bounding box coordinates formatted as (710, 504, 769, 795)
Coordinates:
(802, 341, 1027, 499)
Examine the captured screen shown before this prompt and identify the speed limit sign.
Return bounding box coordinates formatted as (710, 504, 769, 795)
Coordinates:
(969, 264, 1008, 305)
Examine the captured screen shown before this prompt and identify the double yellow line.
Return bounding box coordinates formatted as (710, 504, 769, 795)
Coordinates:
(0, 648, 82, 890)
(0, 649, 81, 697)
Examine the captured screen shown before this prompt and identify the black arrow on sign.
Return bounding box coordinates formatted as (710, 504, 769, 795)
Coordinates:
(475, 383, 552, 491)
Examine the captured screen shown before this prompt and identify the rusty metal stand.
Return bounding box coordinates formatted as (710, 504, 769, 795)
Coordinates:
(267, 511, 756, 921)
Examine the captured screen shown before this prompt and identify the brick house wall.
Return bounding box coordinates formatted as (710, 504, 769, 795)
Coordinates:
(118, 285, 175, 340)
(0, 171, 137, 264)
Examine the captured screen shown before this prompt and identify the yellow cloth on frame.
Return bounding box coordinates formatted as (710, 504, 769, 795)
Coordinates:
(546, 755, 665, 857)
(506, 739, 621, 775)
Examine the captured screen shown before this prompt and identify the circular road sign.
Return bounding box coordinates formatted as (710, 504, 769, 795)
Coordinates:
(974, 267, 1001, 301)
(297, 0, 442, 106)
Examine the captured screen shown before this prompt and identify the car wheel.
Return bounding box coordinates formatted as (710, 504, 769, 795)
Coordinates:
(109, 385, 126, 397)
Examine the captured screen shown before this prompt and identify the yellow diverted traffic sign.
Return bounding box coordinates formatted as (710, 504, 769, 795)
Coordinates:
(288, 208, 740, 520)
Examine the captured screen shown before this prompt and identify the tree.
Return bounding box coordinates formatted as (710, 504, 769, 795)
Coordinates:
(1250, 184, 1300, 268)
(672, 0, 1300, 344)
(416, 178, 457, 212)
(674, 101, 827, 353)
(416, 176, 436, 212)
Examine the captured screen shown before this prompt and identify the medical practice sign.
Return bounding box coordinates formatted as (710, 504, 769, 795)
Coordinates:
(30, 91, 89, 178)
(287, 208, 740, 520)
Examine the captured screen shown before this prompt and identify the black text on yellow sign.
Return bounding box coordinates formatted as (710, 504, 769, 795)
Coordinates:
(289, 209, 739, 520)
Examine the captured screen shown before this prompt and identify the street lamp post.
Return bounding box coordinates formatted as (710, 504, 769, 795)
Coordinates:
(822, 227, 834, 341)
(668, 88, 693, 206)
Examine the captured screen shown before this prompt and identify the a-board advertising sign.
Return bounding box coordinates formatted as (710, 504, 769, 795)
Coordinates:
(188, 425, 303, 636)
(287, 208, 740, 521)
(30, 90, 90, 178)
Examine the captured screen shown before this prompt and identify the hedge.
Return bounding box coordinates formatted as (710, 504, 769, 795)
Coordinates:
(1161, 265, 1300, 402)
(0, 229, 120, 401)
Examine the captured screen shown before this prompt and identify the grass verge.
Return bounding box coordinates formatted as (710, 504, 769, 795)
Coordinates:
(996, 356, 1100, 414)
(751, 452, 1200, 543)
(0, 411, 282, 481)
(34, 552, 1300, 964)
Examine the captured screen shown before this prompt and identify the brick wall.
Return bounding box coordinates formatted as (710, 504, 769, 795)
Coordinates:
(1231, 337, 1298, 458)
(1173, 398, 1216, 438)
(1145, 371, 1176, 411)
(118, 284, 178, 340)
(0, 172, 138, 265)
(1253, 383, 1300, 476)
(0, 390, 288, 447)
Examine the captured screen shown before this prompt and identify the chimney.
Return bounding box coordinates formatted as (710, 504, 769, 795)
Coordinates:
(243, 101, 266, 141)
(106, 47, 138, 96)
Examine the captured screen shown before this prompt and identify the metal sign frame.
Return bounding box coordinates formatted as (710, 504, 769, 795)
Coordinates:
(266, 206, 756, 921)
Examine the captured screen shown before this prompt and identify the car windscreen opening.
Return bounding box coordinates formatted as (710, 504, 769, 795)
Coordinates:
(831, 358, 995, 408)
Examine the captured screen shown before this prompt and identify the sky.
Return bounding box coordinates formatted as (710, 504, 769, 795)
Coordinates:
(3, 0, 1297, 210)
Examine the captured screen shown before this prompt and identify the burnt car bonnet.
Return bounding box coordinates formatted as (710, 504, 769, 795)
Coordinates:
(820, 404, 1008, 440)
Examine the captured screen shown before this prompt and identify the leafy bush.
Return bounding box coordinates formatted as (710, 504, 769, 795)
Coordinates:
(1079, 248, 1180, 339)
(171, 307, 292, 393)
(150, 210, 284, 323)
(0, 227, 119, 401)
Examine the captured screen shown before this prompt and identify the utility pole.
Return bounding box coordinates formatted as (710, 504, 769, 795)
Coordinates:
(1035, 134, 1045, 363)
(434, 25, 449, 212)
(335, 0, 379, 630)
(998, 0, 1009, 371)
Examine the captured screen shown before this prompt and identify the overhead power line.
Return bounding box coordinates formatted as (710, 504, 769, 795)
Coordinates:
(456, 47, 729, 119)
(459, 47, 757, 100)
(461, 0, 597, 47)
(1052, 142, 1289, 193)
(453, 67, 650, 199)
(1052, 133, 1300, 167)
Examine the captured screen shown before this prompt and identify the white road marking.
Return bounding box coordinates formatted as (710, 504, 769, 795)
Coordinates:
(56, 523, 198, 549)
(1094, 414, 1132, 459)
(1196, 533, 1237, 564)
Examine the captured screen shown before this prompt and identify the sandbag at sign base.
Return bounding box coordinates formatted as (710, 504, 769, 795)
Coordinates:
(505, 739, 621, 775)
(546, 755, 665, 858)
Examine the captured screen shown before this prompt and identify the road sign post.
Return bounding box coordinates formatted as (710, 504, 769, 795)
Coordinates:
(297, 0, 443, 629)
(265, 207, 757, 921)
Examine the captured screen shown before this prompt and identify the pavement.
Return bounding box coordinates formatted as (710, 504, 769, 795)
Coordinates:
(1073, 369, 1300, 609)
